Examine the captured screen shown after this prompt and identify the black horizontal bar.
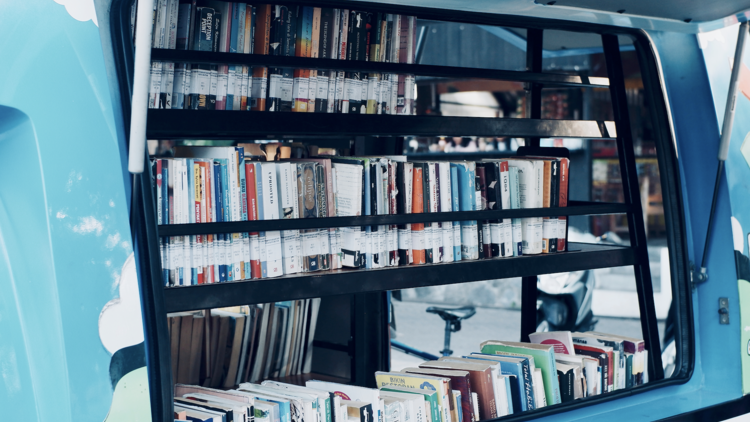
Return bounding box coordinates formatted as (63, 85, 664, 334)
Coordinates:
(146, 110, 617, 139)
(162, 242, 636, 313)
(157, 201, 629, 236)
(151, 49, 608, 88)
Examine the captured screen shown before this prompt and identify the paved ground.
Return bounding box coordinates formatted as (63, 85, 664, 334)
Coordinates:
(390, 299, 665, 371)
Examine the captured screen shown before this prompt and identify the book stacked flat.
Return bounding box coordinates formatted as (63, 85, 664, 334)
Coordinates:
(153, 147, 571, 286)
(146, 1, 417, 115)
(171, 329, 645, 421)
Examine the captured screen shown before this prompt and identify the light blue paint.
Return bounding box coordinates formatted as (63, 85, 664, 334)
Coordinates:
(700, 24, 750, 256)
(354, 0, 749, 34)
(0, 1, 136, 420)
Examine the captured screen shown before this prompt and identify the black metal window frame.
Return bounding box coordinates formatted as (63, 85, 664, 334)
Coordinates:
(107, 0, 694, 420)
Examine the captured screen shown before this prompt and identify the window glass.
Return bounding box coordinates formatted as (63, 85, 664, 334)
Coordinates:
(394, 30, 674, 379)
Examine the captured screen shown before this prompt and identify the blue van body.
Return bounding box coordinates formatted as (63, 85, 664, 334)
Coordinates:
(0, 1, 748, 420)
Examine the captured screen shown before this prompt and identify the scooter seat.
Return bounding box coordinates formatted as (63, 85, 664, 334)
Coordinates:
(426, 306, 476, 322)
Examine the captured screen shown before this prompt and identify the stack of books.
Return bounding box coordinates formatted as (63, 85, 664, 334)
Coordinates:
(169, 300, 321, 390)
(153, 145, 571, 286)
(146, 1, 417, 115)
(171, 330, 646, 421)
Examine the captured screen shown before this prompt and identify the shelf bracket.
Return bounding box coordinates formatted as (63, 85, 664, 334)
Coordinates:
(690, 261, 708, 288)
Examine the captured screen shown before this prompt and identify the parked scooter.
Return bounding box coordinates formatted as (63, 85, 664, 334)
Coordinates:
(534, 229, 623, 333)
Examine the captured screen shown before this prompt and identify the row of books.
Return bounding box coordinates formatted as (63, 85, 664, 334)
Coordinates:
(170, 300, 321, 388)
(153, 146, 571, 286)
(148, 0, 417, 114)
(172, 330, 646, 422)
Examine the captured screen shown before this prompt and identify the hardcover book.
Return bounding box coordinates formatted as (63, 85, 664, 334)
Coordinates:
(480, 340, 561, 406)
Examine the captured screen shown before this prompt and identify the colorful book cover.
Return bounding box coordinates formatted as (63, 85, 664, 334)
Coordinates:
(375, 372, 451, 422)
(293, 6, 314, 112)
(480, 341, 561, 406)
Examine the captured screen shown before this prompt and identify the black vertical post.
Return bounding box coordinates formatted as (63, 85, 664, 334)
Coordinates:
(353, 291, 390, 387)
(521, 28, 543, 343)
(602, 34, 664, 381)
(526, 28, 544, 146)
(131, 155, 174, 422)
(353, 135, 366, 155)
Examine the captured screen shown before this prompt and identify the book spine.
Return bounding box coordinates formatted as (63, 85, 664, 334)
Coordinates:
(280, 6, 297, 112)
(316, 163, 331, 270)
(456, 162, 478, 260)
(176, 0, 193, 50)
(396, 163, 411, 266)
(428, 163, 441, 263)
(476, 165, 492, 258)
(422, 163, 433, 264)
(315, 8, 334, 112)
(548, 160, 560, 253)
(276, 163, 299, 274)
(251, 4, 271, 111)
(204, 161, 215, 283)
(411, 164, 426, 264)
(200, 162, 210, 282)
(228, 3, 238, 53)
(267, 5, 286, 111)
(298, 163, 320, 272)
(245, 163, 261, 279)
(245, 5, 254, 54)
(308, 8, 321, 113)
(508, 166, 523, 256)
(557, 158, 569, 252)
(335, 9, 349, 113)
(387, 161, 398, 265)
(293, 7, 313, 112)
(239, 159, 250, 280)
(484, 163, 502, 258)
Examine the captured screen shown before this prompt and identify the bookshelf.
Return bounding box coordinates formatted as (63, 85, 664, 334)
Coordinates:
(114, 0, 670, 420)
(163, 242, 635, 313)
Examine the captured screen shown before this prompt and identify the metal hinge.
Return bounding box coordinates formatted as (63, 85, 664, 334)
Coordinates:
(719, 297, 730, 325)
(690, 261, 708, 288)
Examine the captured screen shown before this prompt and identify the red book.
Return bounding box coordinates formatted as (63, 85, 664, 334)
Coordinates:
(245, 162, 262, 279)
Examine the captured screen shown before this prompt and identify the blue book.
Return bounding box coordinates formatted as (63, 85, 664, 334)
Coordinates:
(230, 3, 240, 53)
(468, 353, 536, 411)
(450, 164, 462, 261)
(454, 162, 478, 260)
(215, 161, 225, 282)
